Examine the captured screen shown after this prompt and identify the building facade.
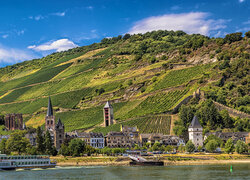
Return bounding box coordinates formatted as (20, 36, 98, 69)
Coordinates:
(5, 114, 23, 130)
(188, 116, 203, 147)
(106, 132, 132, 148)
(54, 118, 65, 150)
(103, 101, 114, 127)
(90, 132, 104, 149)
(121, 125, 139, 145)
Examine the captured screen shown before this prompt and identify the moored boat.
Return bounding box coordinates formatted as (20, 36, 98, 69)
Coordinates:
(128, 155, 164, 166)
(0, 154, 56, 170)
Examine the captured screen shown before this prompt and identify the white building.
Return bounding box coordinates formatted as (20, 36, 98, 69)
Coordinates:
(188, 116, 203, 148)
(90, 132, 104, 149)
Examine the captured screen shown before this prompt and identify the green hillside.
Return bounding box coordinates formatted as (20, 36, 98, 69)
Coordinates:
(0, 30, 249, 134)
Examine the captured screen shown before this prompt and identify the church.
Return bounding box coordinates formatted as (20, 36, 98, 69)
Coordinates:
(45, 97, 65, 150)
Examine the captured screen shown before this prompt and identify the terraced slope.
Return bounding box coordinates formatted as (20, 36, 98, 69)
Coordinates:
(0, 30, 249, 134)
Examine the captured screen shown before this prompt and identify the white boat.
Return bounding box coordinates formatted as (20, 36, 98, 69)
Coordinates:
(0, 154, 56, 170)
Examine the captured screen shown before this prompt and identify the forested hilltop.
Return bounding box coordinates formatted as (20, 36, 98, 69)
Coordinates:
(0, 30, 249, 136)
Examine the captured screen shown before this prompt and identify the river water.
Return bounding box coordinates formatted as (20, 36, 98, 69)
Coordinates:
(0, 164, 249, 180)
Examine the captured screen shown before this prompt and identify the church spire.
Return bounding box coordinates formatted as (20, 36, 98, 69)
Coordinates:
(47, 96, 53, 116)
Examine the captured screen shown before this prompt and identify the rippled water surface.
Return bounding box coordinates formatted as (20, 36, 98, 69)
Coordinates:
(0, 164, 250, 180)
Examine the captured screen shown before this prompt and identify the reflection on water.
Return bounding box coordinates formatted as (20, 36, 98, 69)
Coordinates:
(0, 164, 249, 180)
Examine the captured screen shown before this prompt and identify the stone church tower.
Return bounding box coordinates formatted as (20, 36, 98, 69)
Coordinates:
(188, 116, 203, 148)
(45, 97, 55, 131)
(103, 101, 114, 127)
(54, 118, 64, 150)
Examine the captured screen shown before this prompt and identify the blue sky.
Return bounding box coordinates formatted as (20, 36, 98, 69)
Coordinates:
(0, 0, 249, 67)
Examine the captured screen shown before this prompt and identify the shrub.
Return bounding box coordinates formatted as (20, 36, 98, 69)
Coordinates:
(185, 140, 195, 153)
(235, 140, 248, 154)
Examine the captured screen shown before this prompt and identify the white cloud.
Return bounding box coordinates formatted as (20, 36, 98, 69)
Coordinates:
(239, 0, 245, 3)
(128, 12, 227, 36)
(51, 12, 66, 17)
(28, 39, 78, 52)
(2, 34, 9, 39)
(86, 6, 93, 10)
(0, 45, 36, 64)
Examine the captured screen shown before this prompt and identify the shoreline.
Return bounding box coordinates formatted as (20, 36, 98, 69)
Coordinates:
(54, 159, 250, 167)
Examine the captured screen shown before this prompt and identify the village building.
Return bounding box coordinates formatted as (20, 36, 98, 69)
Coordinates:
(77, 132, 91, 145)
(5, 113, 24, 130)
(54, 118, 65, 150)
(106, 132, 132, 148)
(25, 133, 37, 146)
(204, 132, 250, 144)
(75, 132, 104, 149)
(139, 133, 164, 145)
(103, 101, 114, 127)
(120, 125, 140, 145)
(162, 135, 185, 146)
(188, 116, 203, 147)
(90, 132, 104, 149)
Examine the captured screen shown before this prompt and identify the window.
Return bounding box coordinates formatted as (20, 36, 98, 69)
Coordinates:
(51, 121, 53, 125)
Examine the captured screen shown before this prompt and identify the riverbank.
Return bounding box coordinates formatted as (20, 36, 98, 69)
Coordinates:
(51, 154, 250, 166)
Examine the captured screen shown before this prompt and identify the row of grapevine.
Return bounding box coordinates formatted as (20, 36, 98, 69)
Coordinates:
(92, 115, 171, 135)
(122, 89, 189, 119)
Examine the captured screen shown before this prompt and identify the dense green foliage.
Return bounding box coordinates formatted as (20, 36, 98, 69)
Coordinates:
(224, 138, 234, 154)
(185, 140, 195, 153)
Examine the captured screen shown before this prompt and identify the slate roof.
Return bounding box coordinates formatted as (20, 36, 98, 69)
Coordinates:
(47, 97, 53, 116)
(189, 116, 202, 128)
(56, 118, 64, 128)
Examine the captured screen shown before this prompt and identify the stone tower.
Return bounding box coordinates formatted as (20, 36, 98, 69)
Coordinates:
(54, 118, 64, 150)
(188, 116, 203, 147)
(45, 97, 55, 131)
(103, 101, 114, 127)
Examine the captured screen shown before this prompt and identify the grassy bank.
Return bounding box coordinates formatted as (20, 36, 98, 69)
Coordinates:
(51, 154, 250, 166)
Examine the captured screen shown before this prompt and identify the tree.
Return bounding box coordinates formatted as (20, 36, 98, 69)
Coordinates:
(6, 130, 31, 154)
(224, 32, 242, 44)
(204, 135, 223, 148)
(197, 99, 221, 130)
(205, 140, 218, 152)
(85, 145, 96, 156)
(68, 139, 85, 157)
(36, 126, 45, 154)
(0, 138, 9, 154)
(235, 140, 248, 154)
(185, 140, 195, 153)
(44, 130, 53, 155)
(59, 144, 69, 156)
(165, 145, 173, 152)
(178, 144, 185, 153)
(220, 110, 234, 128)
(224, 138, 234, 154)
(27, 146, 37, 155)
(152, 141, 161, 151)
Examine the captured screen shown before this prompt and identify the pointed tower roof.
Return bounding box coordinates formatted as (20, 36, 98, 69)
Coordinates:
(47, 96, 53, 116)
(189, 116, 202, 128)
(56, 118, 64, 128)
(104, 101, 112, 108)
